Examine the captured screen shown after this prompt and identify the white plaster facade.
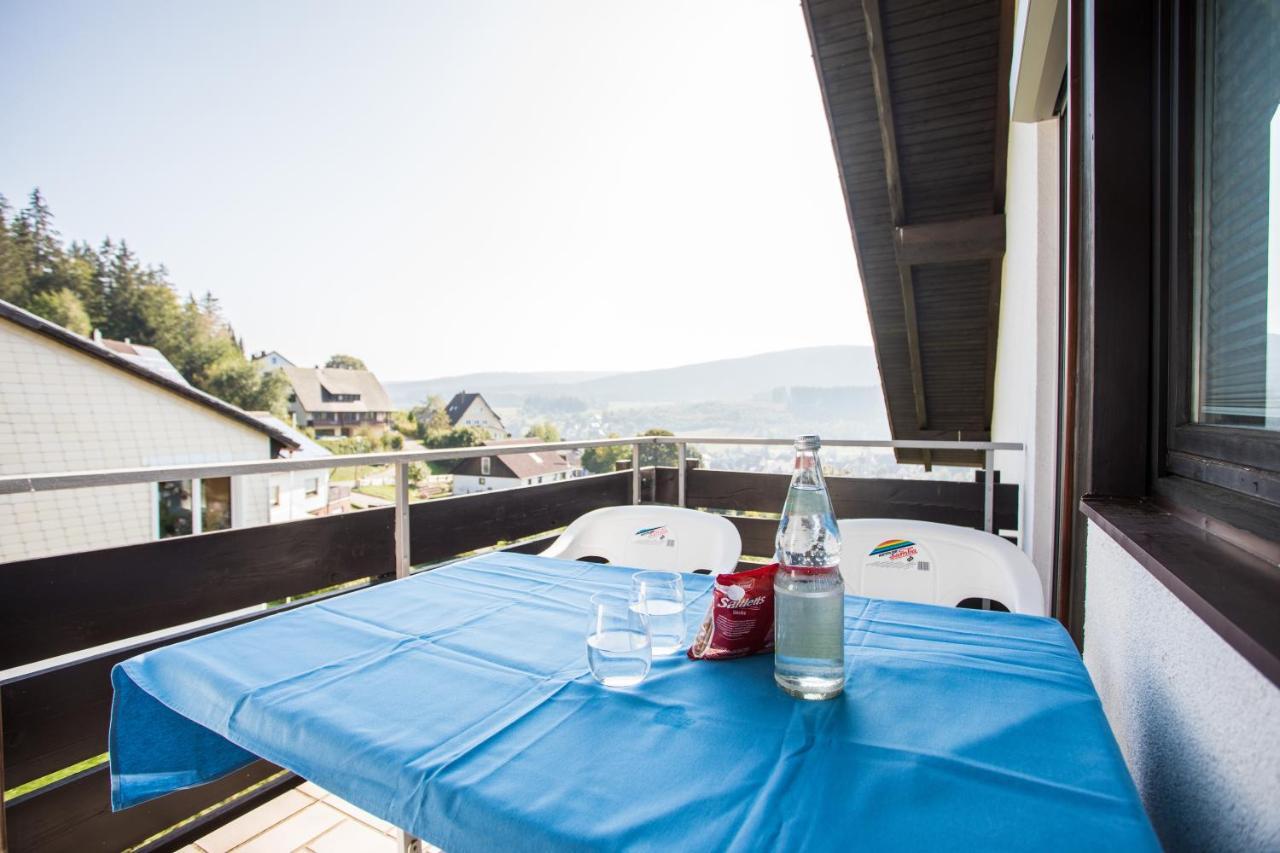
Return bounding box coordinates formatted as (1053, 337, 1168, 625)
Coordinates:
(448, 395, 510, 438)
(0, 320, 275, 563)
(988, 7, 1280, 847)
(990, 116, 1060, 606)
(1083, 522, 1280, 851)
(452, 470, 572, 495)
(268, 470, 330, 523)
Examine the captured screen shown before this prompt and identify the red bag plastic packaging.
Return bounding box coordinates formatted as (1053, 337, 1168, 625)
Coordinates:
(687, 563, 779, 660)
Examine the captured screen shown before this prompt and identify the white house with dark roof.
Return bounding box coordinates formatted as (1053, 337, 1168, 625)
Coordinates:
(444, 391, 509, 438)
(0, 300, 299, 563)
(451, 439, 579, 495)
(281, 366, 394, 437)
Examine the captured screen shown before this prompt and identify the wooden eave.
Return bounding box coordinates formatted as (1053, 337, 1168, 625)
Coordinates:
(802, 0, 1014, 467)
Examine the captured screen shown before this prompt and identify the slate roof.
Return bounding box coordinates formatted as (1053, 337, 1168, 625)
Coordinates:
(100, 338, 190, 386)
(0, 299, 298, 452)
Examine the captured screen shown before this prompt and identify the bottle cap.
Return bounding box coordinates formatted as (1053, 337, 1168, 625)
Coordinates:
(795, 434, 821, 451)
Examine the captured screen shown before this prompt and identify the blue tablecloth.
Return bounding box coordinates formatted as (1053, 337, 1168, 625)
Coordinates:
(110, 553, 1158, 851)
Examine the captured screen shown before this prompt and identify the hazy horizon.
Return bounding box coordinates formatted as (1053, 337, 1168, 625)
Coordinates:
(1, 0, 872, 381)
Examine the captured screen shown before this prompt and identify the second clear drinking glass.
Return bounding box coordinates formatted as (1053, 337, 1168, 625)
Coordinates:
(629, 571, 686, 655)
(586, 592, 652, 687)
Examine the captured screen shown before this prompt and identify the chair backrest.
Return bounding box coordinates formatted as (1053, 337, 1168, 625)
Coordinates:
(836, 518, 1045, 616)
(541, 506, 743, 574)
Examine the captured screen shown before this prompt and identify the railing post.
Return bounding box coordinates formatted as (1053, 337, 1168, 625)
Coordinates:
(1, 693, 8, 853)
(632, 444, 641, 505)
(983, 449, 995, 533)
(677, 442, 687, 507)
(394, 462, 411, 579)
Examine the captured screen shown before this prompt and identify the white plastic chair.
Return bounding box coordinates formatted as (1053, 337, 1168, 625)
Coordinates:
(542, 506, 742, 574)
(836, 518, 1045, 616)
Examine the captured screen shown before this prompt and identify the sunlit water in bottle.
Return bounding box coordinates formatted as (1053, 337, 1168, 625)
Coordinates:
(629, 599, 686, 655)
(774, 572, 845, 699)
(587, 630, 652, 687)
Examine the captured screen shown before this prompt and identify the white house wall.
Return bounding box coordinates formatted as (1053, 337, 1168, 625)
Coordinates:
(457, 400, 509, 438)
(1083, 522, 1280, 850)
(268, 469, 330, 523)
(453, 474, 521, 495)
(0, 321, 273, 562)
(991, 117, 1060, 606)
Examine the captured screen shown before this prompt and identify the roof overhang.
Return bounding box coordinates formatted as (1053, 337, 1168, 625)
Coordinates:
(802, 0, 1014, 467)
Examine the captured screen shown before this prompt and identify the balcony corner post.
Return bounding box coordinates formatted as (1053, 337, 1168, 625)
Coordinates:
(395, 461, 411, 579)
(632, 444, 641, 505)
(983, 449, 995, 533)
(677, 442, 687, 507)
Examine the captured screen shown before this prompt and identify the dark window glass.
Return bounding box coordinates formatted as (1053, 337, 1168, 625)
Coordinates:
(1193, 0, 1280, 428)
(158, 480, 193, 538)
(201, 477, 232, 532)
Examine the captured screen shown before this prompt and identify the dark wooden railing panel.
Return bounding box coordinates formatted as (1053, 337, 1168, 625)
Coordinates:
(0, 535, 563, 791)
(1, 588, 359, 790)
(0, 508, 396, 671)
(724, 516, 778, 560)
(0, 470, 643, 672)
(653, 468, 1018, 530)
(5, 760, 287, 853)
(407, 470, 633, 565)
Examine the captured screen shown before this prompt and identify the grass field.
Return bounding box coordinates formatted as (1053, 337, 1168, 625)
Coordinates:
(354, 484, 397, 501)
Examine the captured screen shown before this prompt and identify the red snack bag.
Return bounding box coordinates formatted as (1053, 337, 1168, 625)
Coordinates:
(687, 563, 779, 660)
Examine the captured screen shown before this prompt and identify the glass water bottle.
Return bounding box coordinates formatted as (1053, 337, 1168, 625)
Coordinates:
(773, 435, 845, 700)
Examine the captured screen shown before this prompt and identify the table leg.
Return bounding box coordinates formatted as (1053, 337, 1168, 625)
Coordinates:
(395, 828, 422, 853)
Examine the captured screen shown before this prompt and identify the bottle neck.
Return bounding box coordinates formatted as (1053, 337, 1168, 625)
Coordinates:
(791, 449, 825, 489)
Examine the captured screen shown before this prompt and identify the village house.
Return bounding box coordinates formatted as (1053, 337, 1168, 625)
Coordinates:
(250, 350, 295, 372)
(0, 300, 298, 563)
(444, 391, 510, 438)
(452, 439, 579, 495)
(251, 413, 335, 522)
(281, 365, 394, 437)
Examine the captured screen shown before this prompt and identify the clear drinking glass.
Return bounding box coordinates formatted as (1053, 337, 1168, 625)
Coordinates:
(629, 571, 686, 656)
(586, 592, 652, 687)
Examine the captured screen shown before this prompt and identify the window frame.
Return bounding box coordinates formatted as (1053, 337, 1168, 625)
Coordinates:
(1154, 0, 1280, 539)
(155, 477, 235, 539)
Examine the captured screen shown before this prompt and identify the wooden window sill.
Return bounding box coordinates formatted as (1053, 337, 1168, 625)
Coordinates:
(1080, 496, 1280, 687)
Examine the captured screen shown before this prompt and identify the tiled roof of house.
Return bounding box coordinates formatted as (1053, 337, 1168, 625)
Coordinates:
(452, 439, 576, 480)
(282, 366, 394, 414)
(0, 299, 299, 452)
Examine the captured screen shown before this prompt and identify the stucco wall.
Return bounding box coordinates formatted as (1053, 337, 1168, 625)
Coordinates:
(991, 117, 1060, 606)
(268, 470, 330, 523)
(1083, 522, 1280, 851)
(0, 321, 273, 562)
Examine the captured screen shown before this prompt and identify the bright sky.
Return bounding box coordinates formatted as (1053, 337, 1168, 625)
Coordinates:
(1, 0, 869, 381)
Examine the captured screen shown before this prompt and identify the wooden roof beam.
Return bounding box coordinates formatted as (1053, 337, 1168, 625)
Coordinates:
(986, 0, 1016, 431)
(894, 214, 1006, 266)
(863, 0, 930, 467)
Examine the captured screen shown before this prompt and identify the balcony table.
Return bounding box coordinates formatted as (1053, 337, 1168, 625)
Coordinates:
(109, 552, 1158, 851)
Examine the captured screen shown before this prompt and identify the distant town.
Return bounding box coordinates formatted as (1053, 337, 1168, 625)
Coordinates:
(0, 188, 972, 564)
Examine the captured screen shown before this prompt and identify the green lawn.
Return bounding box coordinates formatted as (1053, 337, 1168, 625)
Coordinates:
(354, 484, 397, 501)
(331, 464, 386, 482)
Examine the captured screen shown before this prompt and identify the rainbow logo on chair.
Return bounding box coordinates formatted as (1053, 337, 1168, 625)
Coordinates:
(870, 539, 916, 557)
(634, 526, 670, 540)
